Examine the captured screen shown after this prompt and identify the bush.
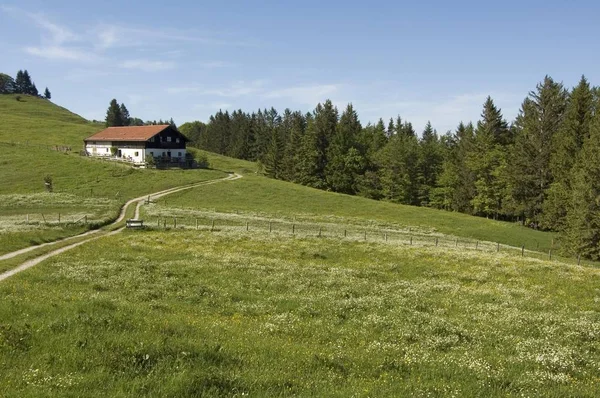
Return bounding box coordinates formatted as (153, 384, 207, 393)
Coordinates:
(145, 154, 155, 167)
(196, 153, 210, 169)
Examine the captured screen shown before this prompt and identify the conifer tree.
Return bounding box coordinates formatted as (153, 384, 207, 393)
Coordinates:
(377, 132, 420, 205)
(326, 103, 364, 193)
(281, 111, 306, 182)
(263, 126, 284, 178)
(387, 118, 395, 137)
(562, 102, 600, 259)
(469, 97, 510, 219)
(543, 76, 594, 230)
(43, 87, 51, 99)
(119, 103, 131, 126)
(417, 121, 443, 206)
(105, 99, 124, 127)
(510, 76, 568, 226)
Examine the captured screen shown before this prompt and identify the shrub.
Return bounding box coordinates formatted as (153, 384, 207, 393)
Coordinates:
(196, 153, 210, 169)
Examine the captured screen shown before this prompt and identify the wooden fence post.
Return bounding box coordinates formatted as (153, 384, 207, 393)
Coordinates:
(158, 217, 160, 227)
(269, 222, 272, 233)
(58, 213, 61, 223)
(364, 231, 367, 240)
(174, 217, 177, 228)
(385, 233, 388, 242)
(455, 238, 458, 247)
(211, 219, 215, 231)
(475, 240, 479, 250)
(26, 214, 29, 223)
(521, 245, 525, 257)
(549, 250, 552, 260)
(196, 218, 198, 230)
(163, 219, 166, 228)
(246, 222, 249, 231)
(410, 236, 413, 245)
(435, 237, 438, 247)
(292, 224, 295, 234)
(344, 229, 347, 238)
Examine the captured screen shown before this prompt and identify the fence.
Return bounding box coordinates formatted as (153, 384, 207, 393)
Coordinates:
(0, 140, 72, 152)
(15, 213, 90, 226)
(140, 213, 585, 266)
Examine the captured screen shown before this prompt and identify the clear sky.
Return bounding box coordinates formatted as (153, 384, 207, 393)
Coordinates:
(1, 0, 599, 133)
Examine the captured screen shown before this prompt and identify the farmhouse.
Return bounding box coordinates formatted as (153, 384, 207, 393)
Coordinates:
(84, 125, 189, 164)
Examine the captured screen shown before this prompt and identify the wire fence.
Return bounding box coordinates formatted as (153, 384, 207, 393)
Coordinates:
(0, 140, 73, 152)
(138, 213, 586, 266)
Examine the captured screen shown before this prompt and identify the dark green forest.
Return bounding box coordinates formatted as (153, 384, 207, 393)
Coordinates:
(180, 75, 600, 259)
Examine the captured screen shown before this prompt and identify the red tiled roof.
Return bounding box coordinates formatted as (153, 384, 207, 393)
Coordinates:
(84, 125, 171, 142)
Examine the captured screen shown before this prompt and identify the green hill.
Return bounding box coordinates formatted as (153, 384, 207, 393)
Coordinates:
(0, 94, 101, 147)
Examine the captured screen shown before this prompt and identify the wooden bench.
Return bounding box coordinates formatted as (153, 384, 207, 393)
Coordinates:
(126, 219, 144, 229)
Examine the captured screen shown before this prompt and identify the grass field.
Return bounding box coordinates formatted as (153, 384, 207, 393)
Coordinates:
(1, 229, 599, 397)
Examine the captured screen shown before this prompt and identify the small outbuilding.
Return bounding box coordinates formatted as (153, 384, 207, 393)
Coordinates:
(84, 125, 189, 165)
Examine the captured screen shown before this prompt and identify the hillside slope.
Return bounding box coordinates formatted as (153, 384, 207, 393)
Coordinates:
(0, 94, 100, 147)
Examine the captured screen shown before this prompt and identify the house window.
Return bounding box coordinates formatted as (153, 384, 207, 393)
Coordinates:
(176, 138, 180, 143)
(178, 152, 182, 157)
(167, 136, 172, 142)
(106, 148, 109, 152)
(150, 151, 154, 156)
(134, 151, 139, 157)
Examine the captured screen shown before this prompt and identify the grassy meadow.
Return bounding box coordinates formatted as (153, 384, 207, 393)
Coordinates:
(1, 230, 599, 397)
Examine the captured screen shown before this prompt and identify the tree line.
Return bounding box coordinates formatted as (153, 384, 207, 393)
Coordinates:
(0, 70, 51, 99)
(104, 98, 176, 128)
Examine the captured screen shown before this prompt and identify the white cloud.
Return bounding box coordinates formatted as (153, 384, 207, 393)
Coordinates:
(24, 46, 97, 62)
(119, 59, 176, 72)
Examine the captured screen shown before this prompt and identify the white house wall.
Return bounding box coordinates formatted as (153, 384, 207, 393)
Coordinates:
(85, 142, 113, 157)
(86, 142, 186, 163)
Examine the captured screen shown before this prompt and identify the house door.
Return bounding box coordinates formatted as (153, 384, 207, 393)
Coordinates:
(167, 151, 171, 159)
(117, 149, 122, 158)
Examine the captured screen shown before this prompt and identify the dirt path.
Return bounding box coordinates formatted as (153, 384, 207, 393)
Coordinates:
(0, 173, 241, 282)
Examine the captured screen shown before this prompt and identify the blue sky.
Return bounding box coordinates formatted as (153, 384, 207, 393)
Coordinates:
(1, 0, 599, 133)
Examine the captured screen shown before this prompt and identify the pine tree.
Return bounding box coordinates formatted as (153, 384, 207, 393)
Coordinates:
(325, 103, 364, 193)
(376, 133, 420, 205)
(387, 118, 395, 137)
(14, 70, 29, 94)
(562, 102, 600, 259)
(43, 87, 51, 99)
(543, 76, 594, 230)
(469, 97, 511, 219)
(263, 125, 284, 178)
(29, 82, 38, 96)
(119, 103, 131, 126)
(105, 99, 124, 127)
(510, 76, 568, 227)
(417, 121, 443, 206)
(281, 111, 306, 182)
